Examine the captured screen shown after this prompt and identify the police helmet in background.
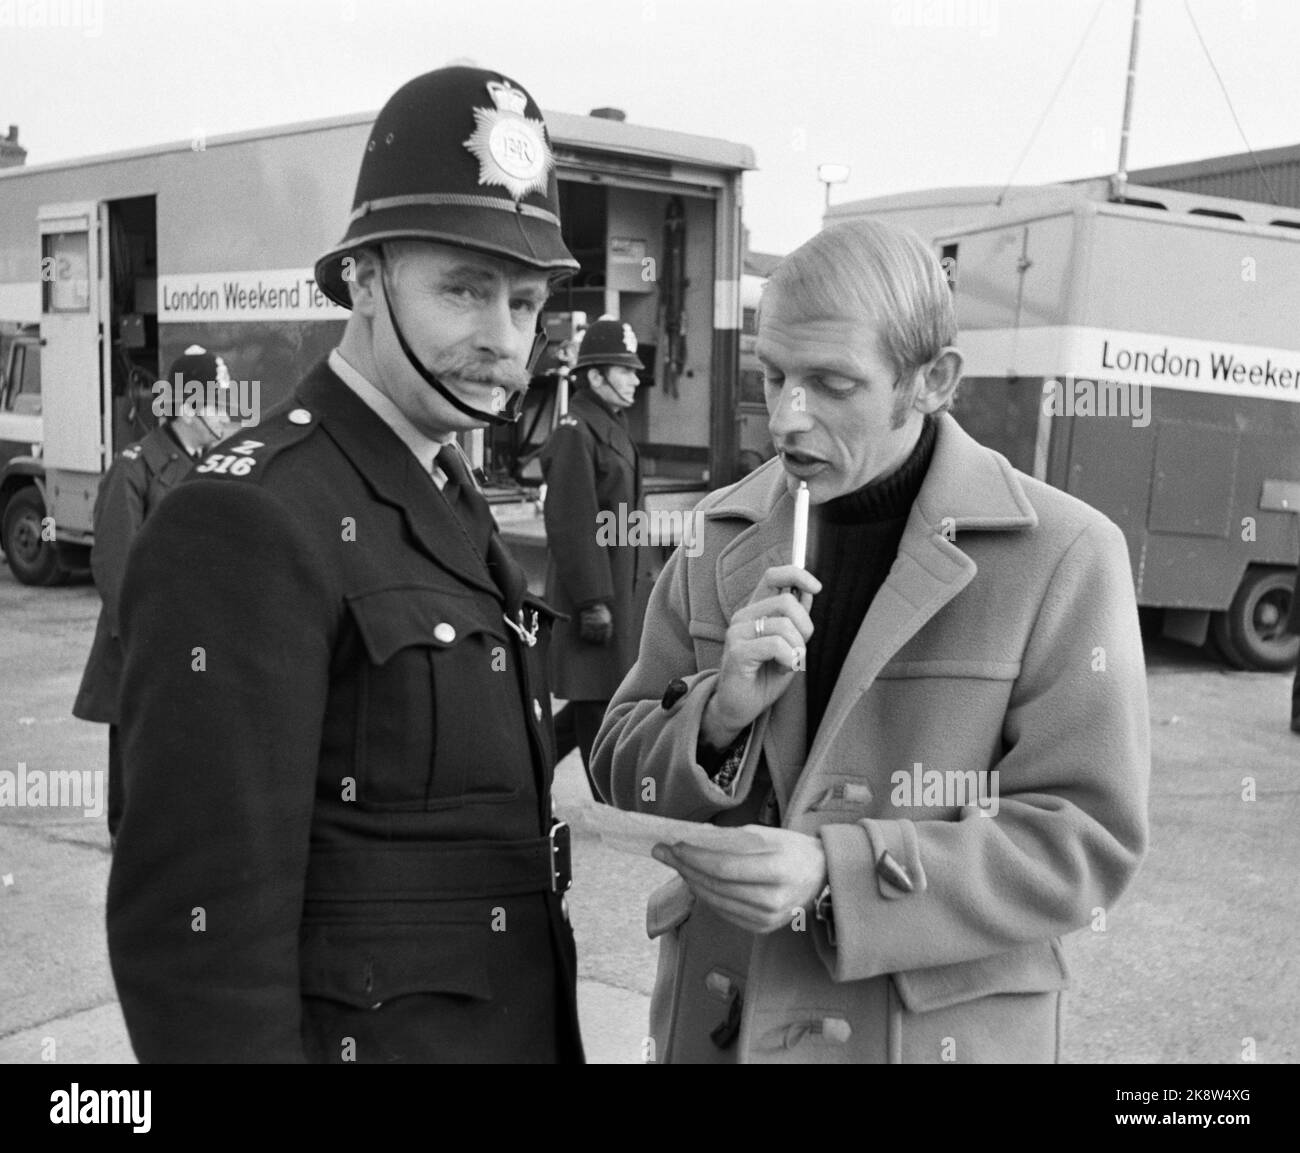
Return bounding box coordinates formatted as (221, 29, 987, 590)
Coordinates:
(162, 345, 233, 419)
(314, 66, 579, 308)
(574, 319, 645, 372)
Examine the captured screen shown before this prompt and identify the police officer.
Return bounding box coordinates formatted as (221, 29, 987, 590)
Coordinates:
(72, 345, 236, 840)
(541, 319, 644, 793)
(107, 67, 584, 1063)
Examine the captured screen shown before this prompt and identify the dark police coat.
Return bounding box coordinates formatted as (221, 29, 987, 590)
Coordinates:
(540, 386, 642, 702)
(73, 423, 196, 724)
(106, 361, 583, 1064)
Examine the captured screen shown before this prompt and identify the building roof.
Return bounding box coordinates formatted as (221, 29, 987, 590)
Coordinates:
(744, 250, 783, 277)
(1127, 141, 1300, 186)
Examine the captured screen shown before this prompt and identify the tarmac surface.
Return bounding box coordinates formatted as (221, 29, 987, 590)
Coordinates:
(1, 558, 1297, 1064)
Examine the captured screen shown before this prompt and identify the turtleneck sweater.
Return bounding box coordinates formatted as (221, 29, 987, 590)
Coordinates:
(805, 415, 937, 743)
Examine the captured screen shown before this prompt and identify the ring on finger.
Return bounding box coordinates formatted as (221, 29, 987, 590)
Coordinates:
(754, 616, 766, 637)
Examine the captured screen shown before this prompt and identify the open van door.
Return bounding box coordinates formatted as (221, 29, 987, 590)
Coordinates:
(38, 200, 109, 545)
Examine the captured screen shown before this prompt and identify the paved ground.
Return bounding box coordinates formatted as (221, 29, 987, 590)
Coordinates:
(1, 556, 1296, 1064)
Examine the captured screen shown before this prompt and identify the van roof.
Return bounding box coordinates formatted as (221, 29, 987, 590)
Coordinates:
(826, 179, 1300, 231)
(0, 107, 756, 182)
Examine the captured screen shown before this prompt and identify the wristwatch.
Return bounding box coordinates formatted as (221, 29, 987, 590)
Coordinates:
(814, 882, 835, 946)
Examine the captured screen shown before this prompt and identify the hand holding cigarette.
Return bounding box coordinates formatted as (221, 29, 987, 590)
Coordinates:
(699, 483, 821, 747)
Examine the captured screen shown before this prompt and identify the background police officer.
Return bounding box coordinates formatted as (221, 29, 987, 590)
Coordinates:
(541, 319, 644, 794)
(72, 345, 236, 840)
(107, 67, 584, 1063)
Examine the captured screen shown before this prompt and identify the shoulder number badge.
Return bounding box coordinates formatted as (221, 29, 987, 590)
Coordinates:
(463, 79, 553, 201)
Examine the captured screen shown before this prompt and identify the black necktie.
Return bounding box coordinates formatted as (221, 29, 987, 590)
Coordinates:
(436, 444, 495, 557)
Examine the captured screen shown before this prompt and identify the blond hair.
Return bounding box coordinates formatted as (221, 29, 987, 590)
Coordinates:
(762, 219, 957, 385)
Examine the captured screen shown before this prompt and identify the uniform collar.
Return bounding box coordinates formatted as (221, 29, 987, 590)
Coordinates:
(140, 423, 195, 473)
(329, 348, 450, 487)
(299, 361, 501, 602)
(570, 387, 630, 445)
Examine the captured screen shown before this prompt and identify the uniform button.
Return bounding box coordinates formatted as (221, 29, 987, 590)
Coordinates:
(533, 699, 544, 723)
(561, 895, 570, 921)
(433, 622, 456, 643)
(288, 408, 312, 425)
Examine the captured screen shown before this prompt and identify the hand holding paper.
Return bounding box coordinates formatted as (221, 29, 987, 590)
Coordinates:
(575, 805, 770, 857)
(652, 824, 828, 936)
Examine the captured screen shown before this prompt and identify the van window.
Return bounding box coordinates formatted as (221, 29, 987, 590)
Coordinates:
(9, 343, 41, 414)
(739, 367, 766, 406)
(43, 231, 91, 312)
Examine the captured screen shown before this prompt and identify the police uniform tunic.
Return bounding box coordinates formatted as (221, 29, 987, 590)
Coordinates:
(106, 359, 583, 1063)
(540, 387, 642, 702)
(73, 423, 197, 724)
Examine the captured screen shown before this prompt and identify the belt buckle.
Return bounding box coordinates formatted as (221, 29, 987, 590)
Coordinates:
(548, 820, 572, 894)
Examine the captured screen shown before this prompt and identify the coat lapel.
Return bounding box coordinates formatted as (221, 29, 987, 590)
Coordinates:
(573, 389, 638, 473)
(788, 518, 976, 809)
(710, 415, 1039, 817)
(299, 364, 500, 601)
(710, 474, 811, 814)
(141, 425, 193, 488)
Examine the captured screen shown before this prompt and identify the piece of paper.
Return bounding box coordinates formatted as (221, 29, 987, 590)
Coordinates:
(574, 805, 771, 857)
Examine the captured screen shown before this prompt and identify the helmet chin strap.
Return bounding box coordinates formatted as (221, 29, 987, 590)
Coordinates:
(379, 261, 544, 427)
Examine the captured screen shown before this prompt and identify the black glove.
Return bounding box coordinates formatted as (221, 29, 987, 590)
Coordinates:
(578, 602, 614, 646)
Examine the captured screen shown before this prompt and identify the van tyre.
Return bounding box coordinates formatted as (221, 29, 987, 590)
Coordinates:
(1211, 566, 1299, 672)
(1, 487, 66, 587)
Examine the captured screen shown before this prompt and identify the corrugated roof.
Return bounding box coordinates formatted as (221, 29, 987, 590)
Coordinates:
(1125, 143, 1300, 209)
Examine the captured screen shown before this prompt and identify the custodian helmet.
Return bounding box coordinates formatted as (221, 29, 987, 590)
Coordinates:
(159, 345, 233, 419)
(314, 66, 578, 308)
(575, 319, 645, 371)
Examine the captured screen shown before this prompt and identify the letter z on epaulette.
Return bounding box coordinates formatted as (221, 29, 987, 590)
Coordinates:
(191, 407, 316, 480)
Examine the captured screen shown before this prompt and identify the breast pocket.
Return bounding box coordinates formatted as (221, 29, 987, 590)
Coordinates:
(346, 587, 526, 809)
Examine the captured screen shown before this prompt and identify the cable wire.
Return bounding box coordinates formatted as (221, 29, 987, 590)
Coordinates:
(995, 0, 1110, 206)
(1183, 0, 1279, 205)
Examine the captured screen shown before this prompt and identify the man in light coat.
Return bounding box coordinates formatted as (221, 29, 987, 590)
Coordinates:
(590, 219, 1150, 1064)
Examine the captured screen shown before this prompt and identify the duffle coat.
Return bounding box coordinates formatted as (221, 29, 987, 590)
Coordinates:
(592, 413, 1150, 1064)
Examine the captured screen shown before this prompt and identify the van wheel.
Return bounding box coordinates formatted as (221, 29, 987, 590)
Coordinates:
(1211, 567, 1299, 671)
(1, 488, 66, 587)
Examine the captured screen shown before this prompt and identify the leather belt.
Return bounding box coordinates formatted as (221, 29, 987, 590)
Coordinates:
(304, 821, 572, 901)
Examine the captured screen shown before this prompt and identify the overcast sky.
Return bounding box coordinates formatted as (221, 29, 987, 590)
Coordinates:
(2, 0, 1297, 254)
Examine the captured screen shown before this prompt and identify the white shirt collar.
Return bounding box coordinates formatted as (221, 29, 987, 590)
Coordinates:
(329, 348, 450, 487)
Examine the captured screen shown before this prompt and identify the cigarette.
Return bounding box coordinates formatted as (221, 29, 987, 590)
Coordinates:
(791, 481, 809, 569)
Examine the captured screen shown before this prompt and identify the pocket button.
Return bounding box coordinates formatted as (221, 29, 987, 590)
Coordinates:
(434, 622, 456, 643)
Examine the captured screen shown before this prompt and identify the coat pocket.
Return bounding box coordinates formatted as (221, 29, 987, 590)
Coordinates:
(889, 938, 1071, 1064)
(346, 588, 522, 808)
(299, 920, 496, 1063)
(300, 920, 493, 1009)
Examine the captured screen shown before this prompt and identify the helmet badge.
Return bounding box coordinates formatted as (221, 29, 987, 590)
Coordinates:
(621, 324, 638, 353)
(462, 78, 553, 201)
